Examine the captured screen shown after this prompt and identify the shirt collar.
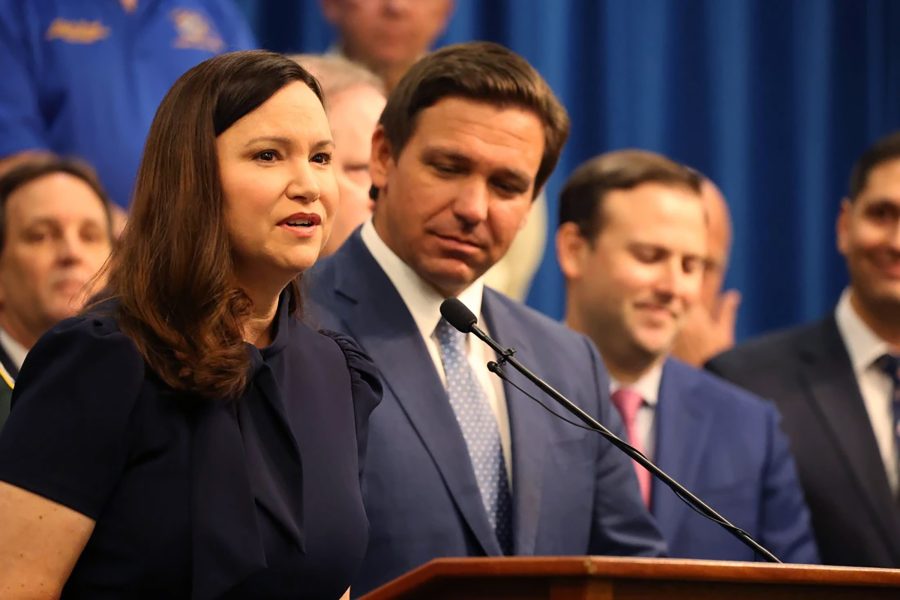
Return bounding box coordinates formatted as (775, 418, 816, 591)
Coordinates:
(610, 360, 664, 407)
(245, 288, 293, 374)
(361, 218, 485, 339)
(262, 288, 292, 358)
(0, 326, 29, 370)
(835, 288, 892, 372)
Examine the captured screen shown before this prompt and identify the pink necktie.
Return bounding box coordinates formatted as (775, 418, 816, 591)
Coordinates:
(611, 388, 651, 506)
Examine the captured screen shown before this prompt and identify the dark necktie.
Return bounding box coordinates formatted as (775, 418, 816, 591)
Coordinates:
(874, 353, 900, 502)
(435, 317, 514, 554)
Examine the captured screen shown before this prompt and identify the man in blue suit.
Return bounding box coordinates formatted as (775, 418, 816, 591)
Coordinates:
(555, 149, 818, 563)
(305, 42, 666, 596)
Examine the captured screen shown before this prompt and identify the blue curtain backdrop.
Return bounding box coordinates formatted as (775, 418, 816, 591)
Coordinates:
(236, 0, 900, 341)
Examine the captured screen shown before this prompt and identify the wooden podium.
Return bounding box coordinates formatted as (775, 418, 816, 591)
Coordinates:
(360, 556, 900, 599)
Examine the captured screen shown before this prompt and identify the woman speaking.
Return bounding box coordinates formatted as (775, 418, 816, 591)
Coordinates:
(0, 50, 381, 599)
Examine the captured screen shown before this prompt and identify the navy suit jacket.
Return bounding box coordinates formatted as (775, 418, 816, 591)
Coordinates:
(304, 232, 666, 595)
(707, 317, 900, 567)
(652, 359, 818, 562)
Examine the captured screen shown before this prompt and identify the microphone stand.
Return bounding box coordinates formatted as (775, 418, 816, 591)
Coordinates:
(467, 321, 781, 564)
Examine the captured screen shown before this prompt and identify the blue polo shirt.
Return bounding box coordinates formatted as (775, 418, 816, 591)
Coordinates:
(0, 0, 256, 208)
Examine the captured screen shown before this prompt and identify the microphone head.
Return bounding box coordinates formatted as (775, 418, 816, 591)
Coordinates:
(440, 298, 478, 333)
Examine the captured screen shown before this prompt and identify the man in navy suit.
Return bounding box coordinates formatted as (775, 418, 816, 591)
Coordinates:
(708, 132, 900, 567)
(556, 149, 818, 563)
(305, 42, 666, 596)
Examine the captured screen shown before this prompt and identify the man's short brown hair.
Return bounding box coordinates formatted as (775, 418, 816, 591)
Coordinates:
(559, 149, 702, 241)
(0, 155, 114, 252)
(378, 41, 570, 198)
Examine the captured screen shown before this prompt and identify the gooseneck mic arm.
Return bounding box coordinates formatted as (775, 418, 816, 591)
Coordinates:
(439, 298, 781, 564)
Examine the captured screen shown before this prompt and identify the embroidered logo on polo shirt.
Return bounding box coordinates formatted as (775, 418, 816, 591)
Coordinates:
(170, 9, 223, 52)
(45, 18, 110, 44)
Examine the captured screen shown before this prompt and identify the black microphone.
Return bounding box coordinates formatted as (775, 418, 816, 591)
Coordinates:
(439, 297, 781, 564)
(440, 297, 477, 332)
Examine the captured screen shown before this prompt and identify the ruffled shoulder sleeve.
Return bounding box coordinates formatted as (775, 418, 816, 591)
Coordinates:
(318, 330, 382, 473)
(0, 313, 145, 518)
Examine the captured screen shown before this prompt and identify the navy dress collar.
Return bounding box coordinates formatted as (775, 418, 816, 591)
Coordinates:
(190, 290, 306, 599)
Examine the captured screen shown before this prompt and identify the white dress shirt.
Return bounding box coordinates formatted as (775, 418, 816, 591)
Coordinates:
(835, 288, 900, 494)
(610, 361, 664, 461)
(360, 219, 513, 481)
(0, 327, 28, 371)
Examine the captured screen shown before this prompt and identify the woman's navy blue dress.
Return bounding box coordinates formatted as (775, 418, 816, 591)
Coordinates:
(0, 299, 382, 599)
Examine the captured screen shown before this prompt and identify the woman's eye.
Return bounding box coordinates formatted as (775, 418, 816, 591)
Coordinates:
(255, 150, 278, 162)
(311, 152, 332, 165)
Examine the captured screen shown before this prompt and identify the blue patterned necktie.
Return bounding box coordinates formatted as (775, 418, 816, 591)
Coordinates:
(875, 353, 900, 502)
(434, 317, 513, 554)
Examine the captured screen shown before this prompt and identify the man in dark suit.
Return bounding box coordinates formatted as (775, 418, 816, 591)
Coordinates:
(0, 157, 113, 430)
(556, 149, 817, 562)
(707, 132, 900, 567)
(306, 42, 666, 596)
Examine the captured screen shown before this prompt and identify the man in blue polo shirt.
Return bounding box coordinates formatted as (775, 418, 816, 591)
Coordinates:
(0, 0, 255, 212)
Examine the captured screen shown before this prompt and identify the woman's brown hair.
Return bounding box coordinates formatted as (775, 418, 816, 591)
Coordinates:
(107, 50, 323, 400)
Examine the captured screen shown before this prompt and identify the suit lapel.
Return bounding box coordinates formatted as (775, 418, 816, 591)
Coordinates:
(797, 318, 900, 554)
(330, 235, 501, 555)
(0, 335, 20, 380)
(482, 291, 549, 555)
(652, 360, 713, 540)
